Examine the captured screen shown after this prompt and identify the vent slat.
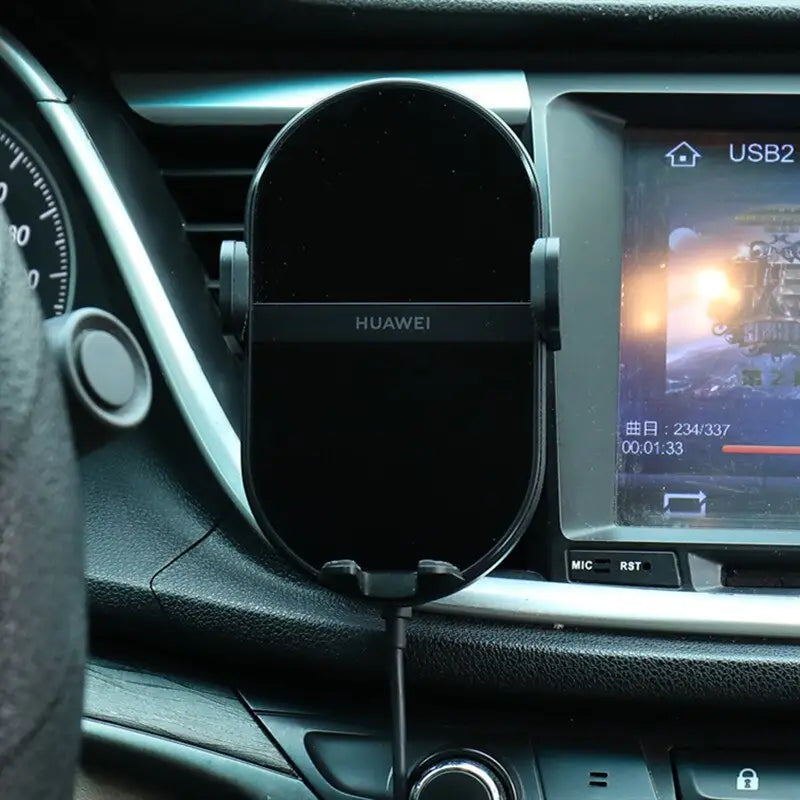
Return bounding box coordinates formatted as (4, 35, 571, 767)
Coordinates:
(185, 223, 245, 235)
(135, 120, 281, 305)
(162, 167, 254, 179)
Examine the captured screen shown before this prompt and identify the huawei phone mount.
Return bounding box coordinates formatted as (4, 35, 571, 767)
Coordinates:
(228, 80, 557, 799)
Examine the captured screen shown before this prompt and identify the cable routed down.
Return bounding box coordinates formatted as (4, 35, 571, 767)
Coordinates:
(383, 606, 412, 800)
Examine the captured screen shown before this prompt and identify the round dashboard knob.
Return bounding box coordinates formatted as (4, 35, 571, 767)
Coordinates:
(410, 758, 508, 800)
(44, 307, 152, 430)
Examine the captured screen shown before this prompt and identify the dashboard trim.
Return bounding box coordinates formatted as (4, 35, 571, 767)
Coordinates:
(5, 32, 800, 640)
(0, 30, 65, 102)
(114, 71, 531, 127)
(431, 576, 800, 639)
(0, 29, 256, 528)
(37, 100, 257, 529)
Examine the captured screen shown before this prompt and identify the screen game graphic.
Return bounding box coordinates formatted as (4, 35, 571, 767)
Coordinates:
(617, 131, 800, 529)
(667, 214, 800, 400)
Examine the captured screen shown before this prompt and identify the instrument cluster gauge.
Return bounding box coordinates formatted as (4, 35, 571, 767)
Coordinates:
(0, 119, 75, 317)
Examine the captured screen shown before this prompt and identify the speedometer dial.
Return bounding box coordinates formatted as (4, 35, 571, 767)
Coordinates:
(0, 120, 75, 317)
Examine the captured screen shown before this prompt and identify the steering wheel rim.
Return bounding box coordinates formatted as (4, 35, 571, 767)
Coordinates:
(0, 206, 85, 799)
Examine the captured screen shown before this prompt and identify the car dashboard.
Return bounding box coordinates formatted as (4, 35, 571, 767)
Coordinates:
(4, 3, 800, 799)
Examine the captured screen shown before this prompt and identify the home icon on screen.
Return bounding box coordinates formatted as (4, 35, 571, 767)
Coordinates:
(666, 141, 702, 168)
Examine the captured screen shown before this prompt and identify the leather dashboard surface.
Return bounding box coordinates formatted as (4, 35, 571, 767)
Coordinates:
(12, 1, 800, 57)
(144, 517, 800, 711)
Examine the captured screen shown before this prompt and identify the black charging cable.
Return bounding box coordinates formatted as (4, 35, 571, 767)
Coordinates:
(383, 606, 412, 800)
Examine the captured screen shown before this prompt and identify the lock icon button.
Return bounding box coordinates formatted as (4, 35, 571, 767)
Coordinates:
(736, 768, 760, 791)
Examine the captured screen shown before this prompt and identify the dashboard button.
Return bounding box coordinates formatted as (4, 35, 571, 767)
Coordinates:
(536, 747, 657, 800)
(79, 330, 136, 409)
(675, 751, 800, 799)
(45, 307, 152, 430)
(567, 550, 680, 587)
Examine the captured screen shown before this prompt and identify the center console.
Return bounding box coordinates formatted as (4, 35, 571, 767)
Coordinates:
(242, 676, 800, 800)
(86, 655, 800, 800)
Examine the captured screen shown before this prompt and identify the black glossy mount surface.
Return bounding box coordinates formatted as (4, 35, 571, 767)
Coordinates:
(243, 82, 541, 600)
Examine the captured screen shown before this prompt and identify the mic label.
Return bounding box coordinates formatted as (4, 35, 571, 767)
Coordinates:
(355, 315, 431, 332)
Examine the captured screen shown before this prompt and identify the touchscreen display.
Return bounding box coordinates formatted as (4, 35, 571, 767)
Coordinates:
(618, 130, 800, 528)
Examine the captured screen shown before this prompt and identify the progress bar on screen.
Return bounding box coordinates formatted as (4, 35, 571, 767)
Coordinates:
(722, 445, 800, 455)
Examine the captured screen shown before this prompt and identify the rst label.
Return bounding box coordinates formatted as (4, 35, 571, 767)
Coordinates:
(729, 143, 795, 163)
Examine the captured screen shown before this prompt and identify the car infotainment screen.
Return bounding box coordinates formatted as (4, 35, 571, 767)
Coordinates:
(617, 129, 800, 528)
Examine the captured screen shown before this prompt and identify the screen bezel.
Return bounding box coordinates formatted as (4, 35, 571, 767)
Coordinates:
(546, 90, 800, 546)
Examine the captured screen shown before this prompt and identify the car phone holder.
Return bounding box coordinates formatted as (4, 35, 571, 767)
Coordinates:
(221, 79, 559, 799)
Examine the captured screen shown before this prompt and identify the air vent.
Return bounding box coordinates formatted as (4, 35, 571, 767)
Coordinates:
(136, 122, 282, 305)
(123, 72, 531, 316)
